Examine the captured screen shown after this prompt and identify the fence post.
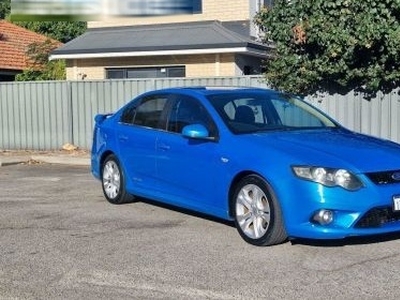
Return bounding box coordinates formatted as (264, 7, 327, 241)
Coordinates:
(67, 81, 74, 147)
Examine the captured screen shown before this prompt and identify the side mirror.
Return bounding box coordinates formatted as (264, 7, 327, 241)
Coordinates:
(182, 124, 211, 140)
(94, 113, 112, 124)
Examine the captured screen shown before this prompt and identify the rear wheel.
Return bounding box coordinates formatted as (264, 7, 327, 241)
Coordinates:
(233, 175, 287, 246)
(101, 155, 134, 204)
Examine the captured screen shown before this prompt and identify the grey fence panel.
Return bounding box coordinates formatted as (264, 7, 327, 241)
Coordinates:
(0, 81, 71, 150)
(362, 91, 397, 141)
(0, 83, 14, 148)
(307, 90, 400, 143)
(389, 92, 400, 142)
(306, 92, 362, 132)
(69, 77, 270, 149)
(70, 79, 160, 148)
(151, 76, 269, 89)
(1, 77, 400, 150)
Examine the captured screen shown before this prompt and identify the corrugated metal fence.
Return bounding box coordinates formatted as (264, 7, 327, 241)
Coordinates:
(1, 76, 399, 150)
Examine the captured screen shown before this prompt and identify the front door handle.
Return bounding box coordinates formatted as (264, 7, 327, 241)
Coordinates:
(157, 143, 170, 151)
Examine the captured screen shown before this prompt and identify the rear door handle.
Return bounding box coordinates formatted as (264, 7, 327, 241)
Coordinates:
(118, 135, 128, 142)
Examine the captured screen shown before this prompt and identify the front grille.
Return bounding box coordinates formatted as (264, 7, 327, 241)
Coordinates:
(365, 170, 400, 185)
(355, 207, 400, 228)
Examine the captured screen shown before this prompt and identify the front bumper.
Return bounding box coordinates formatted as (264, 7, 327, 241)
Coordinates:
(287, 209, 400, 240)
(279, 177, 400, 239)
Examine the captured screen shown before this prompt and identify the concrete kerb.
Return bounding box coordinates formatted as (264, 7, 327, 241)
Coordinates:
(0, 154, 90, 167)
(0, 156, 31, 167)
(31, 155, 90, 166)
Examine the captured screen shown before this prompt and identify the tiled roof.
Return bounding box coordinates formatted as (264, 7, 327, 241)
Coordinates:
(0, 20, 61, 71)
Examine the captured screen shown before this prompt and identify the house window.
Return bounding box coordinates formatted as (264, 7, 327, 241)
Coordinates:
(107, 69, 125, 79)
(193, 0, 202, 13)
(106, 66, 185, 79)
(262, 0, 274, 8)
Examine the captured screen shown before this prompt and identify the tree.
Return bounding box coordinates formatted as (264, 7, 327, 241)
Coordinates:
(255, 0, 400, 97)
(0, 0, 10, 19)
(0, 0, 86, 80)
(12, 20, 86, 80)
(16, 21, 86, 43)
(15, 39, 66, 81)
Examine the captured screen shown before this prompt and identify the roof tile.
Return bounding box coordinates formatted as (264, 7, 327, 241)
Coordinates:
(0, 20, 62, 71)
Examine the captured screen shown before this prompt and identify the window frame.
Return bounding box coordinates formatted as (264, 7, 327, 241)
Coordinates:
(119, 94, 170, 130)
(106, 66, 186, 79)
(166, 95, 219, 139)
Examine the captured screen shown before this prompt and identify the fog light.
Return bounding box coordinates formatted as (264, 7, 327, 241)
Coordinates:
(312, 209, 334, 225)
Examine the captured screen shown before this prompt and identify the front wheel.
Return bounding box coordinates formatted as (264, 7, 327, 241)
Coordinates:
(101, 155, 134, 204)
(232, 175, 287, 246)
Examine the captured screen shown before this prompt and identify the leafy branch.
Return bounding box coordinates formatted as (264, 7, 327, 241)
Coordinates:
(255, 0, 400, 97)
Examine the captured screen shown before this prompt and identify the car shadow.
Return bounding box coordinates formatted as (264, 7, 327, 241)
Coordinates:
(126, 197, 400, 247)
(134, 196, 236, 228)
(291, 231, 400, 247)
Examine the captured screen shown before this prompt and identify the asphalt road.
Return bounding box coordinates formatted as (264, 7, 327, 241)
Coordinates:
(1, 164, 400, 299)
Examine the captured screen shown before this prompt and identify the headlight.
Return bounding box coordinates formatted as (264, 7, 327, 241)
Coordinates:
(292, 166, 364, 191)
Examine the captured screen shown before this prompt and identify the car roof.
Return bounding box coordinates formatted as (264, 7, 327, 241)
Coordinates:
(152, 86, 281, 97)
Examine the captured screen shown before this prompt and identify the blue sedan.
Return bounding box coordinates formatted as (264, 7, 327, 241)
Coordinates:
(91, 87, 400, 246)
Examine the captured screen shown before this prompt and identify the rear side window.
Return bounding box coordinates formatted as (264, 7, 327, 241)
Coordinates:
(120, 95, 168, 129)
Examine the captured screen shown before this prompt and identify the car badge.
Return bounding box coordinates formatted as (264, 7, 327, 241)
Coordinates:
(392, 172, 400, 181)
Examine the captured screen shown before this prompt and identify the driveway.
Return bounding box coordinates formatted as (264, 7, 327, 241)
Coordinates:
(1, 163, 400, 299)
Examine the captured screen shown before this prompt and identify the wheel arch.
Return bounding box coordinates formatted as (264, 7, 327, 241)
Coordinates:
(100, 151, 134, 204)
(100, 150, 116, 170)
(228, 170, 265, 218)
(228, 171, 286, 222)
(228, 171, 288, 245)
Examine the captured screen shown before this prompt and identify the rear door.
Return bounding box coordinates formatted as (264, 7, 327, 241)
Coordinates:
(117, 94, 169, 193)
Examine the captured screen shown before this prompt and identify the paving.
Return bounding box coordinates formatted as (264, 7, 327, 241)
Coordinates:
(0, 150, 90, 167)
(2, 164, 400, 299)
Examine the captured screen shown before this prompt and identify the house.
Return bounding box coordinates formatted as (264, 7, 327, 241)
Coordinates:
(50, 0, 274, 80)
(0, 20, 59, 81)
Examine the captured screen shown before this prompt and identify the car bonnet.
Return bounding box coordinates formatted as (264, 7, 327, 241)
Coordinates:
(250, 128, 400, 173)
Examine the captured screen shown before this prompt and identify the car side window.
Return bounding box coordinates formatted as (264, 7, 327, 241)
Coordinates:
(120, 95, 168, 129)
(167, 96, 217, 136)
(270, 98, 322, 127)
(223, 98, 266, 124)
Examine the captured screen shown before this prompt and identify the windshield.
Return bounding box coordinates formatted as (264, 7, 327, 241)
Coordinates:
(206, 91, 338, 134)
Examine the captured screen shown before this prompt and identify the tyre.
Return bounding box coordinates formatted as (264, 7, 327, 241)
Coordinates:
(101, 155, 134, 204)
(232, 175, 287, 246)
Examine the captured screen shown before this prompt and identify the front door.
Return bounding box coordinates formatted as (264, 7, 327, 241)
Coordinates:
(155, 95, 224, 214)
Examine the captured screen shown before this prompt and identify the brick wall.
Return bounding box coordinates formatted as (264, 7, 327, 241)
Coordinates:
(66, 54, 237, 80)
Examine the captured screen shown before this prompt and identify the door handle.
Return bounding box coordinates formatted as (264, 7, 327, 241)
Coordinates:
(118, 135, 128, 142)
(157, 143, 170, 150)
